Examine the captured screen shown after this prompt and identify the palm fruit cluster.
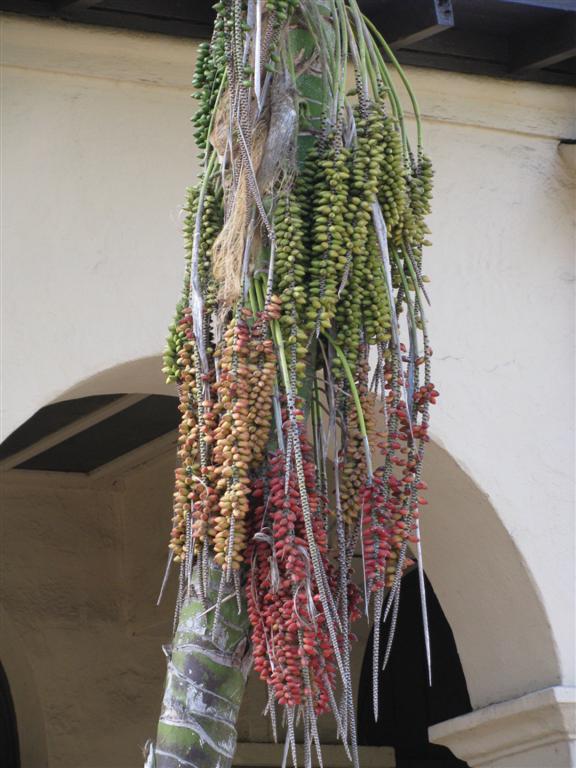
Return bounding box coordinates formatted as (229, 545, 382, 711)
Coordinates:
(367, 349, 439, 590)
(339, 352, 376, 525)
(197, 185, 223, 318)
(246, 433, 362, 715)
(192, 11, 226, 157)
(273, 195, 309, 388)
(246, 306, 277, 465)
(267, 0, 301, 62)
(376, 109, 408, 244)
(162, 187, 198, 384)
(404, 152, 435, 262)
(157, 0, 439, 762)
(335, 108, 391, 369)
(169, 313, 196, 562)
(306, 144, 351, 333)
(171, 304, 279, 573)
(210, 316, 254, 571)
(267, 0, 299, 25)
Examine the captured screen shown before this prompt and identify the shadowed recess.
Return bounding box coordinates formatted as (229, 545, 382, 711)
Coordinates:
(0, 394, 122, 462)
(1, 395, 179, 473)
(358, 568, 472, 767)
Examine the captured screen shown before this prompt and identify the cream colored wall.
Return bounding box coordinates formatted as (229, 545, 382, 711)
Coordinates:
(1, 8, 575, 758)
(1, 15, 196, 434)
(0, 459, 177, 768)
(0, 473, 133, 767)
(423, 95, 575, 702)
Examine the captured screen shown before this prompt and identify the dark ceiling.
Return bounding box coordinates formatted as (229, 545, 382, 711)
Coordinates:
(0, 395, 180, 473)
(1, 0, 575, 86)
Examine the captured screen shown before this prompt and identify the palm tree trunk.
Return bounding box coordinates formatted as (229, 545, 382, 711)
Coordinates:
(146, 567, 251, 768)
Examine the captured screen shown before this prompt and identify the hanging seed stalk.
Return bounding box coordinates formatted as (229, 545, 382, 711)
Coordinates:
(148, 2, 438, 766)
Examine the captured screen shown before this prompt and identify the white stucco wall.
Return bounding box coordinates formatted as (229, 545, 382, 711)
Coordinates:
(1, 6, 574, 734)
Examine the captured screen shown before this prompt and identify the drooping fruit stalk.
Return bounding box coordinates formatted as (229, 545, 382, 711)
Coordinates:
(148, 1, 438, 766)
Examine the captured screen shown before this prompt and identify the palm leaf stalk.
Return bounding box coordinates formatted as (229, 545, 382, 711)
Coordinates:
(148, 1, 437, 766)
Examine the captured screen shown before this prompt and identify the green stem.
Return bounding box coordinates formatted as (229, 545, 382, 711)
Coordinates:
(321, 334, 369, 442)
(401, 241, 427, 328)
(335, 0, 349, 116)
(322, 333, 373, 483)
(352, 7, 406, 151)
(345, 0, 371, 107)
(391, 248, 419, 337)
(203, 70, 228, 171)
(362, 13, 423, 149)
(331, 0, 342, 122)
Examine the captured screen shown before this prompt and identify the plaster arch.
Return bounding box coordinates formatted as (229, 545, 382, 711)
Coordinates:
(2, 353, 176, 444)
(5, 353, 562, 716)
(418, 438, 561, 709)
(0, 606, 49, 768)
(55, 355, 175, 403)
(1, 355, 174, 445)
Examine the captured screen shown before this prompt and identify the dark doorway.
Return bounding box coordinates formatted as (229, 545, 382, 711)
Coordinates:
(0, 662, 20, 768)
(358, 568, 472, 767)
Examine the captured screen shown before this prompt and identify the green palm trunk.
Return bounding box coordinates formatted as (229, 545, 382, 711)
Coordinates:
(146, 568, 251, 768)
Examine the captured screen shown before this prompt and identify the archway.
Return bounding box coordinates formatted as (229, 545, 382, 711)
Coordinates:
(0, 607, 49, 768)
(415, 439, 560, 708)
(0, 358, 563, 765)
(6, 354, 562, 711)
(56, 356, 175, 402)
(358, 567, 471, 767)
(0, 660, 19, 768)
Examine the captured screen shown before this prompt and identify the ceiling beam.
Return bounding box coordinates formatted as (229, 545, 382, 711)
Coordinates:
(1, 468, 93, 489)
(559, 139, 576, 172)
(0, 394, 147, 472)
(88, 430, 177, 479)
(57, 0, 100, 8)
(0, 1, 51, 14)
(56, 8, 213, 39)
(496, 0, 576, 11)
(511, 17, 576, 71)
(361, 0, 455, 49)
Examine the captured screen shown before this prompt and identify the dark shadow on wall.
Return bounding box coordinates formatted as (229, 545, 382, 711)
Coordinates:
(358, 569, 472, 767)
(0, 661, 20, 768)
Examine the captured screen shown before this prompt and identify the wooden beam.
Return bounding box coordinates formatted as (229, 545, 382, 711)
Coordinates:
(70, 0, 215, 20)
(0, 1, 52, 15)
(559, 140, 576, 173)
(1, 468, 93, 489)
(413, 29, 509, 64)
(88, 430, 177, 479)
(361, 0, 455, 49)
(56, 8, 213, 39)
(496, 0, 576, 11)
(0, 394, 147, 471)
(57, 0, 100, 9)
(393, 48, 576, 85)
(511, 17, 576, 71)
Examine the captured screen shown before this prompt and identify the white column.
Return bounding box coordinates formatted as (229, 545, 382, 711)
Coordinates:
(429, 687, 576, 767)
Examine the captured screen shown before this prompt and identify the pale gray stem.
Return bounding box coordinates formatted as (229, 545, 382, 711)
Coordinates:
(416, 525, 432, 686)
